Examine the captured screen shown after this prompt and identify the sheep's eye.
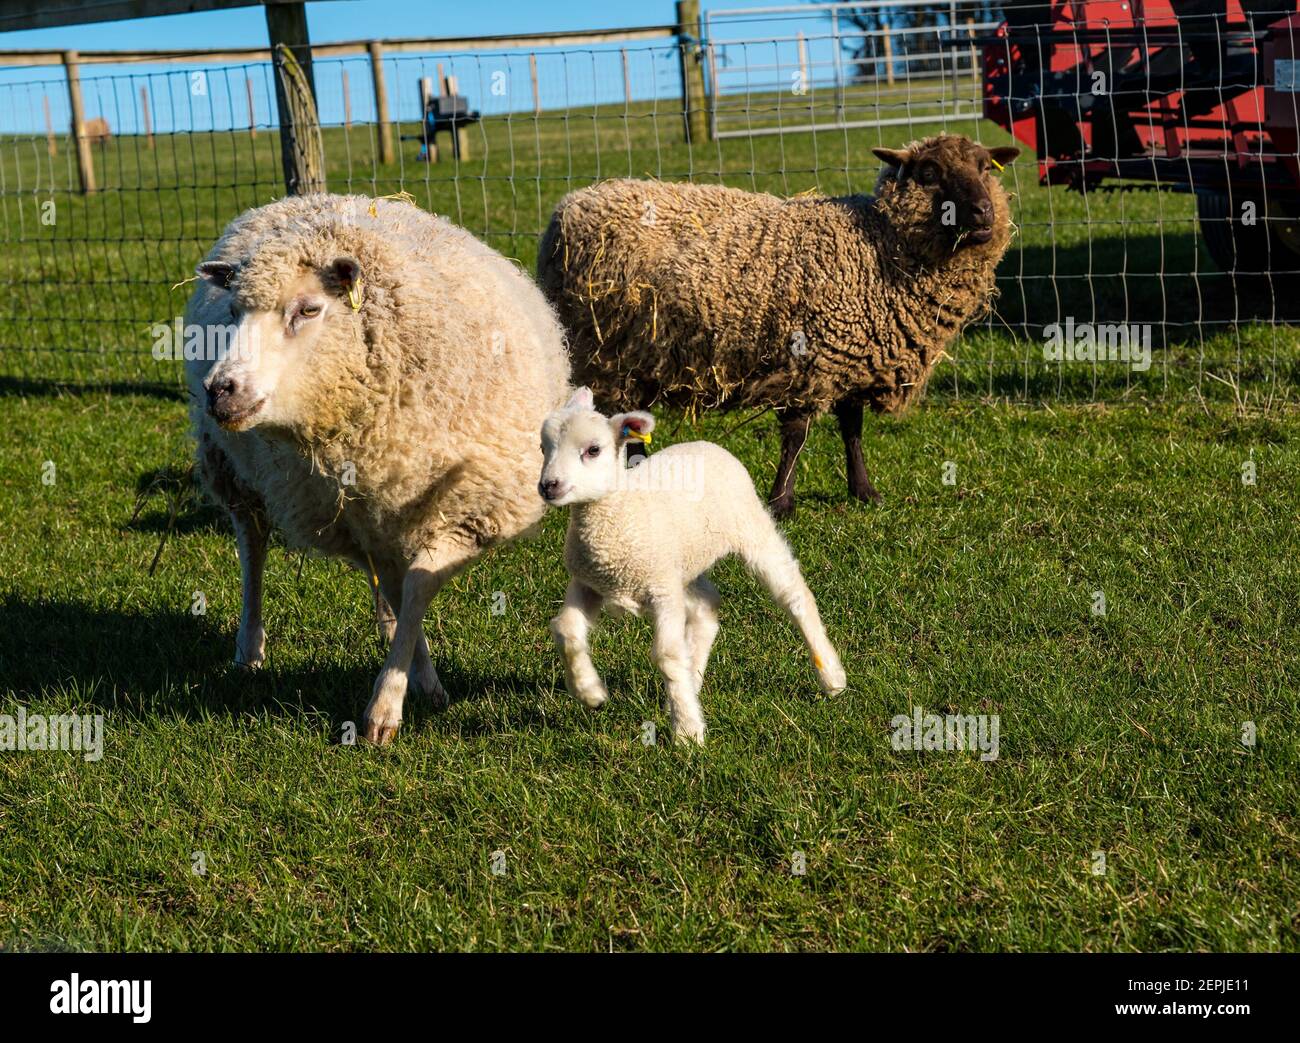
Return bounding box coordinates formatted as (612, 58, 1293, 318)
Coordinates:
(919, 165, 937, 185)
(300, 304, 322, 318)
(585, 445, 601, 459)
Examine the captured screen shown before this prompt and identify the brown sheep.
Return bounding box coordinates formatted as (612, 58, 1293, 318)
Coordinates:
(537, 134, 1019, 517)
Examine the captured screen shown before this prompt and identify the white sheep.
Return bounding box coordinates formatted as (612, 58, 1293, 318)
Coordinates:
(538, 388, 847, 743)
(185, 193, 571, 744)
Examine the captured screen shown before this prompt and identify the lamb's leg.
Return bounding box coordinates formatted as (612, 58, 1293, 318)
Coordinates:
(650, 592, 706, 744)
(741, 530, 847, 695)
(833, 399, 882, 504)
(363, 540, 477, 745)
(550, 580, 607, 708)
(231, 505, 269, 668)
(768, 409, 812, 520)
(375, 565, 447, 710)
(683, 576, 721, 697)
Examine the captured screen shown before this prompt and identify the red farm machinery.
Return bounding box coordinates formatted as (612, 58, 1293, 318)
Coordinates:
(983, 0, 1300, 283)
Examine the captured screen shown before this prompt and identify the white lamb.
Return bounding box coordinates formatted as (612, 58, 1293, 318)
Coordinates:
(538, 388, 847, 743)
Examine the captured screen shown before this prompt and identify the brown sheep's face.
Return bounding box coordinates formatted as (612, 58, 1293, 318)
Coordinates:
(194, 257, 362, 432)
(873, 136, 1019, 252)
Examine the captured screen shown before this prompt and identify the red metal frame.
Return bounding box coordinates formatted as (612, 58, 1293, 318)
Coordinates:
(983, 1, 1300, 195)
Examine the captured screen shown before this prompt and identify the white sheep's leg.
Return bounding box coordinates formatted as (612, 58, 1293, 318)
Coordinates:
(231, 508, 269, 668)
(683, 576, 721, 697)
(363, 541, 477, 745)
(650, 592, 706, 744)
(376, 566, 446, 710)
(742, 532, 847, 695)
(550, 580, 607, 708)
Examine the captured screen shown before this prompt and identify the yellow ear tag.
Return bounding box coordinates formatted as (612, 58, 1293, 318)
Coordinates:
(622, 425, 651, 444)
(348, 277, 364, 312)
(990, 157, 1005, 171)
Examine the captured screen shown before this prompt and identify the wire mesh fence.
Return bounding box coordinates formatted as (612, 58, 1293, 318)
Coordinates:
(0, 1, 1298, 401)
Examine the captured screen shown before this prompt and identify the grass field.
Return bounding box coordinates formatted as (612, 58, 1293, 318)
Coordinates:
(1, 70, 1299, 951)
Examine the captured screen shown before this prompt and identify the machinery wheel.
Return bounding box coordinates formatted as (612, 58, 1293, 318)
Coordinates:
(1196, 189, 1300, 292)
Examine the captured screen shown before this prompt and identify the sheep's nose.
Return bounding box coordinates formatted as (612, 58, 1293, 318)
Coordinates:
(207, 376, 237, 409)
(972, 199, 994, 226)
(539, 477, 561, 500)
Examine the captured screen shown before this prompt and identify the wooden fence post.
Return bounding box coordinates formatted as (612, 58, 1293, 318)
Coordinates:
(62, 51, 96, 193)
(676, 0, 707, 145)
(342, 68, 351, 129)
(883, 27, 895, 87)
(368, 41, 394, 164)
(43, 94, 56, 157)
(246, 76, 256, 138)
(265, 2, 324, 194)
(140, 85, 153, 149)
(795, 28, 806, 94)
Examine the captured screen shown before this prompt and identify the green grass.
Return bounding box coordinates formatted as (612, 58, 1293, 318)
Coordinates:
(1, 76, 1299, 951)
(1, 389, 1298, 951)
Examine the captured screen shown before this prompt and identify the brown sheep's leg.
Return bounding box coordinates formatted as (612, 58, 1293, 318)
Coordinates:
(768, 409, 812, 521)
(834, 399, 882, 504)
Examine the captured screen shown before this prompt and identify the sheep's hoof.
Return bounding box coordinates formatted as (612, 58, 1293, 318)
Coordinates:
(672, 722, 707, 745)
(409, 659, 449, 709)
(234, 627, 266, 669)
(573, 683, 608, 709)
(813, 653, 847, 695)
(363, 717, 401, 745)
(820, 674, 848, 697)
(769, 495, 796, 521)
(849, 483, 883, 505)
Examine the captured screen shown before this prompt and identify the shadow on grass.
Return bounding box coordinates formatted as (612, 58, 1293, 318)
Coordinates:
(0, 375, 186, 401)
(995, 233, 1300, 331)
(124, 464, 227, 538)
(0, 594, 563, 738)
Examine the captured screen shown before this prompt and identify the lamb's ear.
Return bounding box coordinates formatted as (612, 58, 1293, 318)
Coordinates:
(987, 146, 1021, 168)
(872, 147, 911, 170)
(611, 410, 655, 446)
(196, 261, 235, 288)
(564, 386, 595, 412)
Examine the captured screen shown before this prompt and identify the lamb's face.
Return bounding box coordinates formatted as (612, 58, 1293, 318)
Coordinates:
(538, 388, 655, 507)
(194, 257, 361, 432)
(873, 135, 1019, 253)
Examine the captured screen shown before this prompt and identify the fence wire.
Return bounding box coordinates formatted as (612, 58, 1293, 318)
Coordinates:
(0, 0, 1297, 402)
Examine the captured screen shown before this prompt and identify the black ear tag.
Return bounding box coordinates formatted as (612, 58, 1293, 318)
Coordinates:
(624, 441, 649, 467)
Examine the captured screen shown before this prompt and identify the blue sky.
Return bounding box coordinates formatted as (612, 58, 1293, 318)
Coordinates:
(1, 1, 746, 51)
(0, 3, 938, 134)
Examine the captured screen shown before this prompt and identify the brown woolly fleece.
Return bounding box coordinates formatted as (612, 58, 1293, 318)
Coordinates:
(537, 135, 1015, 419)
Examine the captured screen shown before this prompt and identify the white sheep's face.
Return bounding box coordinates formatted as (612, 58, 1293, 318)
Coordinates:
(195, 258, 360, 432)
(538, 388, 655, 507)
